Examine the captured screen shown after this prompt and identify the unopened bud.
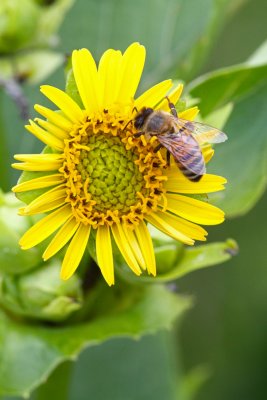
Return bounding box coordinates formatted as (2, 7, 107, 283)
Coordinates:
(0, 192, 42, 274)
(0, 259, 83, 321)
(0, 0, 39, 53)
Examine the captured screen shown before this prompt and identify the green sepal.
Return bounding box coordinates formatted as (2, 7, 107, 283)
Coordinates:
(65, 69, 83, 107)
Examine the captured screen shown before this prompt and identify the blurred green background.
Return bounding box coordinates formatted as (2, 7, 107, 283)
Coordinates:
(181, 1, 267, 399)
(1, 0, 267, 399)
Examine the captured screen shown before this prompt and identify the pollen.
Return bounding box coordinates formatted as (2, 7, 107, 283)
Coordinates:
(78, 134, 145, 212)
(59, 109, 167, 228)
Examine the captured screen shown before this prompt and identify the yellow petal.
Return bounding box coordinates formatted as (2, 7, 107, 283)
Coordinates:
(21, 185, 66, 215)
(98, 49, 123, 109)
(156, 84, 183, 111)
(12, 153, 62, 171)
(162, 193, 225, 225)
(122, 224, 146, 270)
(116, 42, 146, 102)
(111, 223, 142, 275)
(146, 211, 194, 245)
(19, 204, 72, 249)
(202, 145, 214, 163)
(35, 118, 69, 140)
(135, 80, 173, 110)
(156, 211, 207, 241)
(21, 197, 65, 216)
(60, 223, 90, 280)
(43, 217, 79, 261)
(134, 221, 156, 276)
(12, 174, 65, 193)
(72, 48, 100, 114)
(25, 120, 64, 151)
(13, 154, 63, 163)
(12, 161, 62, 171)
(96, 225, 114, 286)
(165, 173, 227, 194)
(179, 106, 199, 121)
(34, 104, 72, 131)
(40, 85, 84, 123)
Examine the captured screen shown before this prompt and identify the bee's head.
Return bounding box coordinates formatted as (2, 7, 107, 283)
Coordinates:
(134, 107, 154, 129)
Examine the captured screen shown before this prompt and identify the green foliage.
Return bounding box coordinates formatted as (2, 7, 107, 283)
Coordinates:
(0, 0, 266, 398)
(0, 284, 191, 398)
(0, 259, 83, 321)
(0, 192, 42, 274)
(59, 0, 233, 84)
(188, 56, 267, 216)
(0, 0, 73, 85)
(0, 0, 39, 53)
(180, 365, 211, 400)
(0, 0, 74, 54)
(117, 238, 238, 284)
(0, 51, 64, 85)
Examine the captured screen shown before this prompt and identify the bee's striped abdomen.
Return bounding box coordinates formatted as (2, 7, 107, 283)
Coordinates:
(157, 132, 206, 182)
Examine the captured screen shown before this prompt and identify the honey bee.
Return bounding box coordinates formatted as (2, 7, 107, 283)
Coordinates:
(133, 98, 227, 181)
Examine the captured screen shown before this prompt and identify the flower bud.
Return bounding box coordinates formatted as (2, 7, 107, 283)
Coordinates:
(0, 192, 42, 274)
(0, 259, 83, 321)
(0, 0, 39, 53)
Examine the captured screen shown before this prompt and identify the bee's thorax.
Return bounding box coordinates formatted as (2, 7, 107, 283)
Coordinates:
(145, 111, 175, 135)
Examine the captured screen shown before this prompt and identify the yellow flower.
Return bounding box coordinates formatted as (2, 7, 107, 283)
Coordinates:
(12, 43, 226, 286)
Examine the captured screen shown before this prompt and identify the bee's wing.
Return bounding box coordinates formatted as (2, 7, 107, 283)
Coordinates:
(177, 118, 228, 145)
(157, 132, 205, 180)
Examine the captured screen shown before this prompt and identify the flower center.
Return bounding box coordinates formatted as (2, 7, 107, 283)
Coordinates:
(60, 110, 168, 228)
(77, 134, 147, 213)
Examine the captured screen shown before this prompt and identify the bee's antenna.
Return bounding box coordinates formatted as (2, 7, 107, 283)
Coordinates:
(123, 106, 139, 131)
(123, 119, 133, 132)
(165, 96, 178, 118)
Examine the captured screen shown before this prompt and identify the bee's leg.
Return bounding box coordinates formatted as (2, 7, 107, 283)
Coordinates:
(133, 131, 144, 138)
(154, 143, 163, 153)
(166, 150, 171, 167)
(166, 96, 178, 118)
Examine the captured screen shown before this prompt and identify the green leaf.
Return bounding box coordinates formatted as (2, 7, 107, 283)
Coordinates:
(210, 81, 267, 216)
(247, 39, 267, 66)
(60, 0, 234, 85)
(166, 239, 238, 281)
(179, 365, 211, 400)
(187, 51, 267, 216)
(116, 240, 237, 284)
(0, 284, 191, 398)
(188, 62, 267, 117)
